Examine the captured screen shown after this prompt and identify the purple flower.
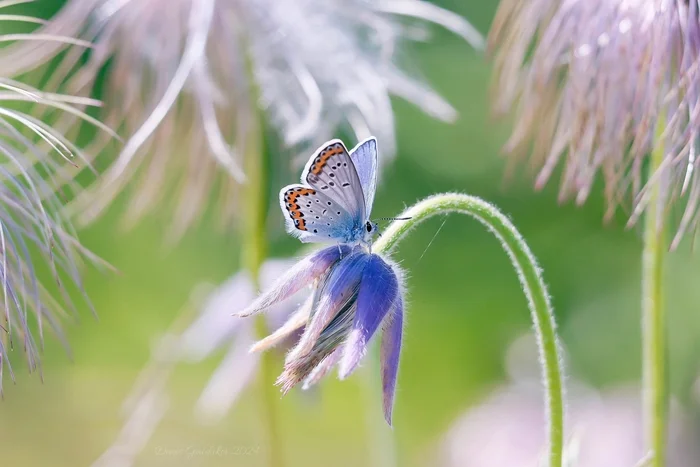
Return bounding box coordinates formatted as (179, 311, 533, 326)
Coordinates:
(239, 244, 405, 425)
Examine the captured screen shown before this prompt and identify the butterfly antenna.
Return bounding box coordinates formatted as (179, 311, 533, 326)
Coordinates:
(376, 217, 412, 221)
(417, 217, 448, 264)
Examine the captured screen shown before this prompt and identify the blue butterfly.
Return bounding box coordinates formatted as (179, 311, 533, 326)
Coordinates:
(243, 137, 406, 425)
(279, 138, 379, 245)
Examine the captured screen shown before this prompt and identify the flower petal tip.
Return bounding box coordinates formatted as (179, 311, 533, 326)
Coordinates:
(384, 413, 394, 427)
(275, 372, 296, 396)
(233, 307, 257, 318)
(338, 330, 365, 379)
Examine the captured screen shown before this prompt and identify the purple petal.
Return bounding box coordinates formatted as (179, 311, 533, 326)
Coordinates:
(278, 300, 358, 394)
(236, 245, 350, 317)
(339, 254, 398, 379)
(259, 258, 312, 328)
(286, 251, 369, 363)
(250, 295, 313, 353)
(381, 297, 403, 426)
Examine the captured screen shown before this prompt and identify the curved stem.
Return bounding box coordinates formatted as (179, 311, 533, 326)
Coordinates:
(374, 193, 565, 467)
(642, 130, 667, 467)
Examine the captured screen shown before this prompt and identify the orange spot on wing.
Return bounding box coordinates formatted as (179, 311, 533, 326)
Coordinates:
(284, 188, 316, 231)
(311, 145, 345, 175)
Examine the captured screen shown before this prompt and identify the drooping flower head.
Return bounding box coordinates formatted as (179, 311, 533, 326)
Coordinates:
(238, 244, 405, 425)
(0, 0, 483, 237)
(489, 0, 700, 246)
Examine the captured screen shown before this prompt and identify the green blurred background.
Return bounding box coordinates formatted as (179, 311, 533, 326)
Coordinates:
(2, 1, 700, 466)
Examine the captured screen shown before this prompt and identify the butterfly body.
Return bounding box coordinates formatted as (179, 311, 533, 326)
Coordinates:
(280, 138, 379, 247)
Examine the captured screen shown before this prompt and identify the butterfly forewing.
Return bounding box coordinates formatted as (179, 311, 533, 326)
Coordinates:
(302, 140, 366, 223)
(280, 184, 356, 242)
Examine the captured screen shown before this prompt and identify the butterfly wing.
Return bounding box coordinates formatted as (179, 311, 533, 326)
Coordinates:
(302, 140, 366, 224)
(349, 137, 378, 216)
(279, 184, 356, 243)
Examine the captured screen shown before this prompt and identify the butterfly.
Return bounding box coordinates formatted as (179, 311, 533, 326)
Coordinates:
(279, 138, 379, 245)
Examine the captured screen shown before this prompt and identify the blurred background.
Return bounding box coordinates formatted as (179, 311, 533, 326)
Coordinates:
(1, 1, 700, 466)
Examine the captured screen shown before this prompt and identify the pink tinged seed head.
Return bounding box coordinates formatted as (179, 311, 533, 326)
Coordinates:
(489, 0, 700, 245)
(0, 72, 114, 389)
(0, 0, 481, 237)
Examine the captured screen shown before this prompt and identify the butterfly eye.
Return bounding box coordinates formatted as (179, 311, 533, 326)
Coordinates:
(366, 221, 372, 233)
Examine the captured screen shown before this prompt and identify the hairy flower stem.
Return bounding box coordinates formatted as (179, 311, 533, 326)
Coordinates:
(241, 64, 282, 467)
(642, 132, 668, 467)
(375, 193, 565, 467)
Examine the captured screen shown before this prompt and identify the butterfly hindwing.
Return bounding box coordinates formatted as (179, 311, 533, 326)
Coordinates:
(302, 140, 366, 224)
(279, 184, 356, 243)
(349, 137, 378, 215)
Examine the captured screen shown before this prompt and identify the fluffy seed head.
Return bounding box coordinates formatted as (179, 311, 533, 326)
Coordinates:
(0, 77, 110, 391)
(489, 0, 700, 246)
(0, 0, 482, 238)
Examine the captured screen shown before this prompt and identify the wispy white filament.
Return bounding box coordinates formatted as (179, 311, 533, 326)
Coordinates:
(0, 0, 482, 236)
(490, 0, 700, 246)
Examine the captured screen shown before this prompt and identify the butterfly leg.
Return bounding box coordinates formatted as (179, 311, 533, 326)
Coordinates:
(337, 243, 344, 259)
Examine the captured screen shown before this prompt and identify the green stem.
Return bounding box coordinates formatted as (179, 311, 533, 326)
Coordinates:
(241, 64, 282, 467)
(374, 193, 565, 467)
(642, 133, 667, 467)
(255, 314, 284, 467)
